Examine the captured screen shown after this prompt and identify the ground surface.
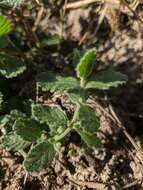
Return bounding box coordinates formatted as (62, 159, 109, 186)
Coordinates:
(1, 1, 143, 189)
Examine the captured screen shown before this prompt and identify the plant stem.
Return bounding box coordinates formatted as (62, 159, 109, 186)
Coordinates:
(53, 104, 80, 142)
(80, 78, 86, 102)
(54, 127, 72, 141)
(80, 78, 86, 88)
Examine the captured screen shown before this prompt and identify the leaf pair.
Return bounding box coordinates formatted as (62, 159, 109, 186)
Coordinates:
(37, 48, 127, 93)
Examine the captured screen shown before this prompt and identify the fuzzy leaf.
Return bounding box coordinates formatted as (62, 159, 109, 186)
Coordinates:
(0, 132, 30, 151)
(0, 0, 24, 7)
(13, 118, 43, 142)
(0, 16, 11, 37)
(78, 105, 100, 135)
(0, 54, 26, 78)
(85, 68, 127, 90)
(37, 72, 79, 93)
(76, 48, 96, 79)
(75, 126, 102, 148)
(0, 110, 26, 131)
(24, 140, 56, 172)
(32, 104, 67, 135)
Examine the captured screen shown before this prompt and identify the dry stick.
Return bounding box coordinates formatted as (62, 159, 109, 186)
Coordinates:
(122, 180, 139, 189)
(23, 172, 28, 186)
(64, 0, 143, 25)
(120, 0, 143, 24)
(59, 0, 68, 38)
(33, 6, 44, 32)
(94, 4, 108, 34)
(78, 4, 108, 45)
(78, 31, 89, 46)
(67, 177, 107, 190)
(17, 9, 41, 48)
(61, 0, 68, 17)
(64, 0, 120, 10)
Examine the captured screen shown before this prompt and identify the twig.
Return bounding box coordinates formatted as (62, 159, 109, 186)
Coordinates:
(63, 0, 119, 10)
(120, 0, 143, 24)
(121, 180, 139, 189)
(33, 6, 44, 32)
(94, 4, 108, 34)
(67, 176, 107, 189)
(23, 172, 28, 186)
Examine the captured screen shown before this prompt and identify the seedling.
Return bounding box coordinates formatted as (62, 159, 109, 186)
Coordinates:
(0, 49, 127, 173)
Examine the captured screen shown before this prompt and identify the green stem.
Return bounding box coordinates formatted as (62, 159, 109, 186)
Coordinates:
(80, 78, 86, 103)
(53, 104, 80, 142)
(54, 127, 72, 141)
(80, 78, 86, 88)
(53, 78, 87, 142)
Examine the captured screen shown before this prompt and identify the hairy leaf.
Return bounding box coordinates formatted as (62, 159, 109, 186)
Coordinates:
(85, 68, 127, 90)
(0, 132, 30, 151)
(76, 48, 96, 79)
(77, 105, 100, 135)
(13, 118, 43, 142)
(32, 104, 67, 135)
(0, 16, 11, 37)
(0, 54, 26, 78)
(0, 0, 24, 8)
(37, 72, 79, 93)
(24, 140, 56, 172)
(75, 126, 102, 148)
(0, 110, 26, 131)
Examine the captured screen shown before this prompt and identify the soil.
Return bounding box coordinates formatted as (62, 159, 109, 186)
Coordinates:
(1, 1, 143, 189)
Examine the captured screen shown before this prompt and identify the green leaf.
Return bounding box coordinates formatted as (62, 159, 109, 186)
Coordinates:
(76, 48, 96, 79)
(0, 54, 26, 78)
(32, 104, 68, 135)
(77, 105, 100, 135)
(13, 118, 43, 142)
(74, 126, 102, 148)
(37, 72, 79, 93)
(85, 68, 127, 90)
(24, 140, 56, 172)
(0, 132, 30, 151)
(0, 110, 26, 132)
(0, 16, 11, 37)
(42, 35, 62, 47)
(0, 0, 24, 8)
